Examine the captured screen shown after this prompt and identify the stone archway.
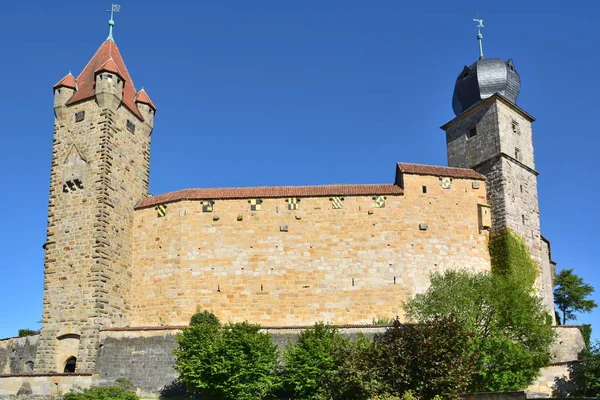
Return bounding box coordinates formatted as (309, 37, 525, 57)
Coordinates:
(63, 356, 77, 373)
(55, 333, 80, 373)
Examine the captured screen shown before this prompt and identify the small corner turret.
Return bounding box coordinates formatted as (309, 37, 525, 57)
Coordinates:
(94, 57, 125, 110)
(53, 73, 77, 119)
(135, 89, 156, 132)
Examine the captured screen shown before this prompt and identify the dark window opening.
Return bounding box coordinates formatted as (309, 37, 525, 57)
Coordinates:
(467, 127, 477, 139)
(75, 111, 85, 122)
(422, 186, 427, 194)
(520, 185, 524, 193)
(64, 357, 77, 373)
(512, 120, 520, 134)
(522, 215, 526, 225)
(126, 120, 136, 133)
(25, 361, 34, 373)
(515, 147, 522, 161)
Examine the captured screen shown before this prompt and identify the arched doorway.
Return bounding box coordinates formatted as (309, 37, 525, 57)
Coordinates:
(63, 356, 76, 373)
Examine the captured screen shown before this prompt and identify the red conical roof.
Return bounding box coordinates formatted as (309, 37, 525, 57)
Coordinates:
(54, 73, 77, 90)
(95, 57, 124, 78)
(67, 40, 142, 119)
(135, 89, 156, 111)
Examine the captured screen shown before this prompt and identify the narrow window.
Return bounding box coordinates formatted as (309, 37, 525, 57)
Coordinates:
(512, 120, 520, 134)
(515, 147, 521, 161)
(520, 185, 524, 193)
(522, 215, 526, 225)
(63, 357, 77, 373)
(422, 186, 427, 194)
(106, 74, 113, 82)
(467, 127, 477, 139)
(126, 120, 136, 133)
(75, 111, 85, 122)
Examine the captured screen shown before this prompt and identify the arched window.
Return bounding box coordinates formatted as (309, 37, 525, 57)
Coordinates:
(25, 361, 34, 373)
(63, 356, 77, 373)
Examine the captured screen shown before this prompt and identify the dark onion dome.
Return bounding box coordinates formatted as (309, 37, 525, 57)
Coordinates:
(452, 58, 521, 116)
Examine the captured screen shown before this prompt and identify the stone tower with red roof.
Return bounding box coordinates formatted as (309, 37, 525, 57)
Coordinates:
(35, 35, 156, 372)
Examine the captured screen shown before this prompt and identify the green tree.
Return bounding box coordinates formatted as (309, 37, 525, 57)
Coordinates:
(281, 323, 344, 399)
(371, 315, 477, 400)
(567, 340, 600, 397)
(405, 270, 555, 392)
(174, 311, 280, 400)
(553, 269, 597, 325)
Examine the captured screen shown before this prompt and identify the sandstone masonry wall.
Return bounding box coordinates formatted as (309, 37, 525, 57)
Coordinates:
(0, 337, 38, 375)
(37, 91, 152, 373)
(130, 174, 490, 326)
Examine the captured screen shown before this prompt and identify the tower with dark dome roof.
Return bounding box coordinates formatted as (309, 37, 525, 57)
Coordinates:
(441, 20, 556, 320)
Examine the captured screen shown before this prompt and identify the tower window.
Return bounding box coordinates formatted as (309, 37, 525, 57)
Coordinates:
(126, 120, 136, 133)
(422, 186, 427, 194)
(63, 357, 77, 373)
(75, 111, 85, 122)
(467, 127, 477, 139)
(522, 215, 526, 225)
(512, 120, 520, 134)
(515, 147, 522, 161)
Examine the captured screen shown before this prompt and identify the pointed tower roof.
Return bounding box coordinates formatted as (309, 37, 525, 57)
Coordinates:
(135, 88, 157, 111)
(67, 40, 143, 119)
(95, 57, 124, 78)
(54, 73, 77, 90)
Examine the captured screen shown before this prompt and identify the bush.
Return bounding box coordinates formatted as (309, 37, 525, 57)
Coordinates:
(567, 340, 600, 397)
(174, 312, 280, 399)
(190, 309, 220, 327)
(372, 316, 477, 400)
(281, 323, 344, 399)
(405, 270, 555, 392)
(63, 381, 138, 400)
(18, 329, 38, 337)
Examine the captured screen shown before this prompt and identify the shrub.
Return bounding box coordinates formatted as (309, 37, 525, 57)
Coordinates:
(174, 313, 279, 399)
(567, 340, 600, 397)
(18, 329, 38, 337)
(189, 309, 220, 327)
(63, 381, 138, 400)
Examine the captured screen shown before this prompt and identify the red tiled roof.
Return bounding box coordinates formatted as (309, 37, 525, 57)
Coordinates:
(397, 162, 485, 180)
(135, 88, 156, 110)
(136, 184, 403, 209)
(53, 73, 77, 89)
(66, 40, 143, 119)
(95, 57, 123, 77)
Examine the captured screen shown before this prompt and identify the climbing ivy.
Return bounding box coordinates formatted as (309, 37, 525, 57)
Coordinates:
(488, 228, 538, 290)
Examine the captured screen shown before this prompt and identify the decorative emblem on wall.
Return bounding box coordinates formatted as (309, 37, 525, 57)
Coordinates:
(330, 197, 343, 209)
(156, 204, 167, 217)
(286, 198, 299, 210)
(440, 177, 452, 189)
(374, 196, 386, 208)
(202, 200, 214, 212)
(249, 199, 263, 211)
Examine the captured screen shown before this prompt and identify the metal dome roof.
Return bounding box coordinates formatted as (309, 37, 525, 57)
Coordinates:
(452, 58, 521, 116)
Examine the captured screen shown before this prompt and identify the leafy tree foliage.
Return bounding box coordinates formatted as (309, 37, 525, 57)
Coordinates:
(553, 269, 597, 325)
(281, 323, 345, 399)
(63, 380, 138, 400)
(190, 309, 221, 327)
(174, 311, 279, 400)
(405, 270, 555, 392)
(371, 316, 477, 400)
(567, 340, 600, 397)
(17, 329, 38, 337)
(488, 229, 538, 289)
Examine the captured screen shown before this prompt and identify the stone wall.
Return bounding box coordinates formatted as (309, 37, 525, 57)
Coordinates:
(0, 336, 39, 375)
(130, 173, 490, 327)
(0, 374, 94, 398)
(38, 79, 153, 372)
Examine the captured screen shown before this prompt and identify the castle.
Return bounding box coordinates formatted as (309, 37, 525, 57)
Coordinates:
(0, 14, 585, 399)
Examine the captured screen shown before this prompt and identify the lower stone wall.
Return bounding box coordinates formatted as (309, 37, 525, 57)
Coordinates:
(0, 336, 39, 375)
(0, 374, 95, 398)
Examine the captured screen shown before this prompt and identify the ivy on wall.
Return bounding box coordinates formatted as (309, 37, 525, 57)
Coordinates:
(488, 228, 538, 290)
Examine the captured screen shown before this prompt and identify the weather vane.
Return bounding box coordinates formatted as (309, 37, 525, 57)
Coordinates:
(473, 17, 484, 59)
(106, 4, 121, 41)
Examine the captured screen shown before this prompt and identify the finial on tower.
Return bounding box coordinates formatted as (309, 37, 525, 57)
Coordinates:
(106, 4, 121, 41)
(473, 17, 484, 59)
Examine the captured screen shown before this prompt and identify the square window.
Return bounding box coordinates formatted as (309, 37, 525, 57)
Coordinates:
(467, 127, 477, 139)
(126, 120, 136, 133)
(512, 120, 520, 134)
(75, 111, 85, 122)
(515, 147, 522, 161)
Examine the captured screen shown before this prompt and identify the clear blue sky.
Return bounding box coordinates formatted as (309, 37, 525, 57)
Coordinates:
(0, 0, 598, 341)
